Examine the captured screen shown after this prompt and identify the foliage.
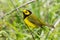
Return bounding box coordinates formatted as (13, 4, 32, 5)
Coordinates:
(0, 0, 60, 40)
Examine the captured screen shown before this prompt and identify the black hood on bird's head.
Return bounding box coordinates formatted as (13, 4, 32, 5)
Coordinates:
(23, 10, 32, 19)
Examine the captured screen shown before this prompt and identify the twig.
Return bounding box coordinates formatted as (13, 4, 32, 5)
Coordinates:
(10, 0, 20, 12)
(54, 18, 60, 27)
(47, 18, 60, 36)
(50, 18, 60, 31)
(45, 18, 60, 40)
(0, 0, 35, 19)
(51, 18, 60, 30)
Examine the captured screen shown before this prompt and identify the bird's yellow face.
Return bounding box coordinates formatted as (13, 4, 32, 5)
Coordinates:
(23, 10, 30, 15)
(23, 10, 36, 28)
(23, 10, 32, 19)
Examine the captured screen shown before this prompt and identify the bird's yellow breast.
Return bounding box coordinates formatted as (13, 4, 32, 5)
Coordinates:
(24, 17, 36, 28)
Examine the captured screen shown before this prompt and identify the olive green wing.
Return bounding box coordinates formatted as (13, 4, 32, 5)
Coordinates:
(28, 14, 46, 27)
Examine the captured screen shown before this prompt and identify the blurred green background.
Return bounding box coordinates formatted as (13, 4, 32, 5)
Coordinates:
(0, 0, 60, 40)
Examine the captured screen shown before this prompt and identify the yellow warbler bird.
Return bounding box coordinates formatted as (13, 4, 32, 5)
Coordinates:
(22, 9, 54, 28)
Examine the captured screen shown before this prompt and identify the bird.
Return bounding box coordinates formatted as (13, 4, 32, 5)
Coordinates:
(22, 9, 54, 28)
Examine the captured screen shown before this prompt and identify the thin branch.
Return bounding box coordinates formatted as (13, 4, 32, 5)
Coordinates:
(0, 0, 35, 19)
(54, 18, 60, 27)
(48, 18, 60, 35)
(10, 0, 20, 16)
(45, 18, 60, 40)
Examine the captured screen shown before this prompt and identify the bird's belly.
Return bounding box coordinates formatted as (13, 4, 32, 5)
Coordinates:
(24, 18, 36, 28)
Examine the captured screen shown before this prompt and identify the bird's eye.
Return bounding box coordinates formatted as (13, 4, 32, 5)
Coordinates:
(25, 11, 30, 15)
(25, 11, 27, 13)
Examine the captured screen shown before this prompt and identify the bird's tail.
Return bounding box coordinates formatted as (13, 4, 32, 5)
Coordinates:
(46, 24, 54, 28)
